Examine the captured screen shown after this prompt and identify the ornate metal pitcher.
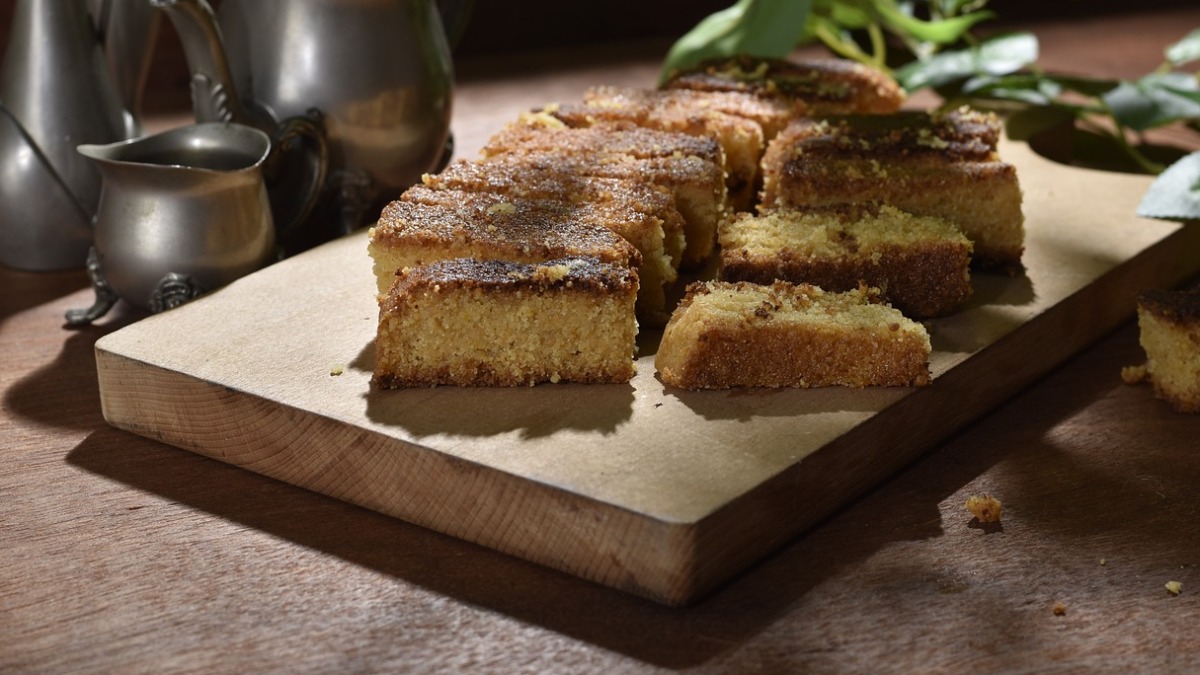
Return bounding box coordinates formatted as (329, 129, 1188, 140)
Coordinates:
(66, 122, 325, 325)
(154, 0, 470, 244)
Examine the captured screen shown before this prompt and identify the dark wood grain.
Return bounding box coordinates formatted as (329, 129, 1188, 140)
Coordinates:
(4, 7, 1200, 672)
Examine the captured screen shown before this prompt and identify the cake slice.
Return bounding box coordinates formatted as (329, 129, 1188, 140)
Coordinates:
(661, 55, 905, 116)
(719, 205, 973, 319)
(374, 257, 639, 388)
(1132, 288, 1200, 413)
(400, 184, 673, 325)
(759, 108, 1024, 273)
(366, 196, 640, 296)
(480, 116, 728, 268)
(655, 280, 931, 389)
(541, 89, 768, 211)
(423, 157, 686, 269)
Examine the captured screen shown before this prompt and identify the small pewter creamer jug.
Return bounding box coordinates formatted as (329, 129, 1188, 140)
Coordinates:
(154, 0, 471, 245)
(65, 122, 322, 325)
(0, 0, 159, 270)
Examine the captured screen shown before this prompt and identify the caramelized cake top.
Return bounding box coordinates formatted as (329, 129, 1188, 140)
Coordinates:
(383, 256, 638, 310)
(374, 196, 641, 269)
(661, 55, 905, 114)
(482, 114, 725, 167)
(769, 108, 1001, 163)
(1138, 288, 1200, 325)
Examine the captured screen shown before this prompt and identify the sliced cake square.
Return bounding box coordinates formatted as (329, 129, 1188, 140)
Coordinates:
(374, 257, 639, 388)
(480, 116, 728, 268)
(1134, 288, 1200, 413)
(366, 196, 640, 297)
(400, 184, 674, 325)
(542, 88, 769, 211)
(759, 108, 1024, 273)
(655, 280, 932, 389)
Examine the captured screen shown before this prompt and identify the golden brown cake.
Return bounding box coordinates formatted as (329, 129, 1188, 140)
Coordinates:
(759, 108, 1024, 273)
(1133, 288, 1200, 413)
(374, 257, 639, 388)
(655, 280, 932, 389)
(718, 204, 973, 319)
(400, 184, 674, 325)
(541, 88, 773, 211)
(366, 195, 640, 296)
(480, 115, 728, 268)
(661, 55, 905, 116)
(423, 157, 687, 268)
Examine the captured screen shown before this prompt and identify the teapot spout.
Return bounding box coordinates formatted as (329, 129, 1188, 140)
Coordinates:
(151, 0, 254, 126)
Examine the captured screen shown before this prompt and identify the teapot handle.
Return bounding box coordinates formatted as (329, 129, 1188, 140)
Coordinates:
(263, 109, 329, 238)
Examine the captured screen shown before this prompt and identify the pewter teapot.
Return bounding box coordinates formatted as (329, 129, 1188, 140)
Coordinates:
(0, 0, 160, 270)
(154, 0, 471, 244)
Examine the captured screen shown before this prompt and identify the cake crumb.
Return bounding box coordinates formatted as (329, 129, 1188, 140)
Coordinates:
(1121, 363, 1148, 385)
(1166, 581, 1183, 596)
(965, 494, 1002, 523)
(1100, 558, 1107, 566)
(1052, 602, 1067, 616)
(330, 365, 345, 376)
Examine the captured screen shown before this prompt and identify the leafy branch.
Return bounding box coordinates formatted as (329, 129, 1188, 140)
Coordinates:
(661, 1, 1200, 221)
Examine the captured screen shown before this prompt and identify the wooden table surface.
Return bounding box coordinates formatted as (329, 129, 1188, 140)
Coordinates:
(5, 8, 1200, 673)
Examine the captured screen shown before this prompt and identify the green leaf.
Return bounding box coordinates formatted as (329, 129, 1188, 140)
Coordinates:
(1165, 27, 1200, 66)
(660, 0, 814, 83)
(873, 0, 993, 44)
(895, 32, 1038, 91)
(824, 1, 871, 29)
(1103, 72, 1200, 132)
(962, 73, 1061, 105)
(1137, 151, 1200, 221)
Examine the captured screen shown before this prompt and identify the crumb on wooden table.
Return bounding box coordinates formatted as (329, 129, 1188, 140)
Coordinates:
(1121, 363, 1148, 385)
(1166, 581, 1183, 596)
(1053, 602, 1067, 616)
(965, 494, 1002, 523)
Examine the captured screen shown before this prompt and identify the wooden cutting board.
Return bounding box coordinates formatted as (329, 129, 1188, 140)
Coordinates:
(95, 141, 1200, 606)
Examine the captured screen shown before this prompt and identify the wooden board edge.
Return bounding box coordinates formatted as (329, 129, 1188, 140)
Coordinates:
(94, 348, 707, 605)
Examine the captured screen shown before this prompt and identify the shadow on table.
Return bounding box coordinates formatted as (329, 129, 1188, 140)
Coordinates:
(4, 302, 141, 431)
(64, 323, 1186, 669)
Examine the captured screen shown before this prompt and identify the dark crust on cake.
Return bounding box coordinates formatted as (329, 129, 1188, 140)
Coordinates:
(770, 110, 1001, 163)
(581, 85, 800, 139)
(720, 241, 971, 319)
(373, 196, 641, 270)
(483, 119, 725, 168)
(373, 366, 635, 389)
(1138, 288, 1200, 324)
(426, 158, 680, 216)
(382, 257, 638, 313)
(660, 55, 904, 114)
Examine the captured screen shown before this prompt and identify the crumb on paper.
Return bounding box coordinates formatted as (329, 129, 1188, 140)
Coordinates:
(965, 494, 1002, 523)
(1121, 363, 1148, 385)
(1166, 581, 1183, 596)
(1053, 602, 1067, 616)
(330, 365, 345, 376)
